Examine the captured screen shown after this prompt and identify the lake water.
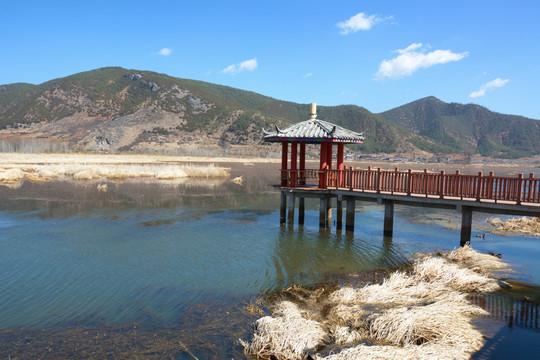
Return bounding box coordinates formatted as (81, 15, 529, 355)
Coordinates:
(0, 162, 539, 359)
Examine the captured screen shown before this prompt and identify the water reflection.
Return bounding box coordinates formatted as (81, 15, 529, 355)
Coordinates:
(269, 226, 409, 292)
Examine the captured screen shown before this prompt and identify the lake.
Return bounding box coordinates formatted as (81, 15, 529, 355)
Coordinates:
(0, 162, 539, 359)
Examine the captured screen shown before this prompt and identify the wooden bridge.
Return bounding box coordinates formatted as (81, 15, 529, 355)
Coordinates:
(278, 166, 540, 246)
(264, 103, 539, 246)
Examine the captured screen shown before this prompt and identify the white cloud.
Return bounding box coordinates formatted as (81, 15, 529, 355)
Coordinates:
(303, 72, 313, 78)
(222, 58, 258, 74)
(469, 78, 509, 98)
(396, 43, 423, 54)
(156, 48, 172, 56)
(375, 43, 468, 79)
(337, 12, 389, 34)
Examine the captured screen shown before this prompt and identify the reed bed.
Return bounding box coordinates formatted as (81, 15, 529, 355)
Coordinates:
(320, 343, 471, 360)
(444, 244, 510, 273)
(241, 246, 511, 360)
(487, 216, 540, 236)
(329, 272, 456, 308)
(368, 299, 487, 348)
(0, 162, 230, 183)
(413, 257, 499, 293)
(239, 301, 327, 360)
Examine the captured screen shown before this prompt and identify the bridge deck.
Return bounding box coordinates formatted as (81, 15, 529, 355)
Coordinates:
(277, 167, 540, 246)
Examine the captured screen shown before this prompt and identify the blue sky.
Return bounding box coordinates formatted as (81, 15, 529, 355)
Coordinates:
(2, 0, 539, 119)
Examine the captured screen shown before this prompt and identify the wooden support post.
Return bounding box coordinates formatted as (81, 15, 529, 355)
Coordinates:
(346, 197, 355, 232)
(383, 200, 394, 237)
(327, 196, 333, 226)
(280, 191, 286, 224)
(460, 206, 472, 247)
(336, 195, 343, 231)
(287, 193, 295, 225)
(319, 195, 327, 228)
(299, 197, 305, 225)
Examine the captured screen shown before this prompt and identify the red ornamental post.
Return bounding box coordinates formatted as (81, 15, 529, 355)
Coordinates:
(337, 143, 344, 187)
(319, 142, 327, 188)
(291, 141, 297, 187)
(439, 170, 445, 199)
(517, 173, 523, 205)
(476, 172, 483, 202)
(281, 141, 288, 186)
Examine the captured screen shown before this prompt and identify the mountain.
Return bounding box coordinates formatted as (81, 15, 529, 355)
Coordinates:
(0, 67, 538, 158)
(379, 96, 540, 158)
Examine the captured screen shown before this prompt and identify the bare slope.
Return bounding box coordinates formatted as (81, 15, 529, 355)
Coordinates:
(1, 68, 538, 157)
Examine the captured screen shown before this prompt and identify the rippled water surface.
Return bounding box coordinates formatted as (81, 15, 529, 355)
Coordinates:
(1, 162, 539, 359)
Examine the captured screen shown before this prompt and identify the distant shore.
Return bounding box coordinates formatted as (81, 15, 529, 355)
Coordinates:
(1, 152, 538, 185)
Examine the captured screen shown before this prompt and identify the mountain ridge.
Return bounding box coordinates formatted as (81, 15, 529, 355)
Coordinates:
(0, 67, 538, 158)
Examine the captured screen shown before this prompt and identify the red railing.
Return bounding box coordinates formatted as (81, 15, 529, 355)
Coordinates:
(280, 167, 540, 205)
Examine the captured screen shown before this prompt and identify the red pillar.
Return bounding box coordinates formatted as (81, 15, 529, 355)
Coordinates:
(320, 142, 327, 170)
(299, 142, 306, 185)
(281, 141, 288, 186)
(326, 142, 333, 169)
(337, 143, 344, 170)
(319, 142, 327, 188)
(337, 143, 344, 187)
(291, 141, 298, 187)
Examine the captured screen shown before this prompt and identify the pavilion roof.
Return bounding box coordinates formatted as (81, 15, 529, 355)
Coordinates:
(262, 119, 365, 144)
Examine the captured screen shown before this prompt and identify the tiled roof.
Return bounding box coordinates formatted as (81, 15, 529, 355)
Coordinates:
(263, 119, 365, 143)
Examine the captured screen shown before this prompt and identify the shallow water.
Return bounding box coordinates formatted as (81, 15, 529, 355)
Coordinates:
(0, 162, 539, 358)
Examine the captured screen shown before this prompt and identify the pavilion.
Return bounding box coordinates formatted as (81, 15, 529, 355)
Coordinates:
(262, 103, 365, 188)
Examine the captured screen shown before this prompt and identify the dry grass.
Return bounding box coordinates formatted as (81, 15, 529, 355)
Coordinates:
(487, 216, 540, 236)
(0, 152, 279, 165)
(368, 299, 487, 348)
(231, 176, 243, 185)
(413, 257, 500, 293)
(242, 246, 511, 360)
(0, 154, 230, 183)
(320, 343, 472, 360)
(444, 244, 509, 273)
(330, 272, 456, 308)
(240, 301, 327, 360)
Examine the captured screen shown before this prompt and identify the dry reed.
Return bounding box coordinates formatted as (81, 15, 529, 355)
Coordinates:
(330, 271, 456, 308)
(487, 216, 540, 236)
(444, 244, 509, 273)
(231, 176, 243, 185)
(242, 245, 511, 360)
(240, 301, 327, 360)
(319, 343, 472, 360)
(413, 257, 500, 292)
(368, 299, 487, 348)
(0, 162, 230, 183)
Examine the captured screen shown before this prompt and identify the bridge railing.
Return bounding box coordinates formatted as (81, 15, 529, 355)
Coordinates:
(280, 167, 540, 205)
